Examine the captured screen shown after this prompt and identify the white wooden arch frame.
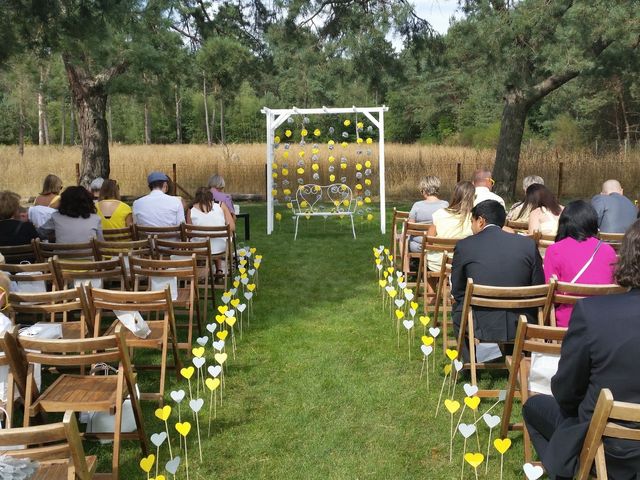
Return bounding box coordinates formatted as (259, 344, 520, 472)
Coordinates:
(261, 106, 389, 235)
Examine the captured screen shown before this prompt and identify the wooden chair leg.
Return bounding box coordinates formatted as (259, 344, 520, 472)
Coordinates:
(468, 313, 477, 386)
(159, 320, 169, 406)
(112, 370, 125, 480)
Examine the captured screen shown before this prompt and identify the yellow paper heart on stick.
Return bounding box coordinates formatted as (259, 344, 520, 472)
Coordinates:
(214, 353, 228, 365)
(226, 317, 237, 327)
(231, 299, 240, 307)
(218, 306, 228, 314)
(410, 301, 419, 310)
(215, 315, 226, 324)
(395, 310, 404, 320)
(421, 336, 434, 346)
(192, 347, 205, 358)
(419, 315, 430, 326)
(175, 422, 191, 437)
(180, 367, 194, 380)
(444, 364, 452, 375)
(378, 280, 386, 288)
(464, 452, 484, 468)
(140, 454, 155, 473)
(444, 399, 460, 414)
(464, 396, 481, 411)
(206, 378, 221, 391)
(216, 331, 228, 340)
(233, 280, 240, 288)
(155, 405, 171, 421)
(494, 438, 512, 454)
(446, 349, 459, 361)
(247, 284, 256, 292)
(388, 289, 397, 298)
(152, 476, 166, 480)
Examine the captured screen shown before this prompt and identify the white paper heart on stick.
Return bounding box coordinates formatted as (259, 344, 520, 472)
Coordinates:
(221, 295, 231, 304)
(409, 308, 416, 317)
(453, 359, 463, 372)
(189, 398, 204, 413)
(229, 288, 237, 295)
(237, 304, 247, 313)
(396, 271, 403, 278)
(428, 327, 440, 337)
(241, 277, 250, 285)
(244, 292, 253, 300)
(523, 463, 544, 480)
(196, 336, 208, 346)
(458, 423, 476, 439)
(170, 390, 185, 403)
(483, 414, 500, 429)
(397, 281, 407, 290)
(212, 340, 225, 352)
(402, 320, 414, 330)
(151, 432, 167, 447)
(420, 345, 433, 357)
(248, 269, 256, 275)
(192, 357, 206, 369)
(376, 264, 382, 271)
(463, 383, 479, 397)
(208, 365, 222, 378)
(224, 309, 235, 318)
(206, 323, 217, 333)
(165, 456, 181, 475)
(405, 291, 414, 301)
(394, 299, 405, 308)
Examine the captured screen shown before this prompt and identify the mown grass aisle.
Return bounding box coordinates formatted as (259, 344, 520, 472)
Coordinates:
(116, 204, 525, 479)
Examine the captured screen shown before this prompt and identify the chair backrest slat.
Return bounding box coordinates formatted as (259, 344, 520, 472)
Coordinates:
(33, 238, 97, 261)
(0, 244, 37, 264)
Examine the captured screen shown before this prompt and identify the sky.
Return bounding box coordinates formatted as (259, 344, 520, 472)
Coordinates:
(412, 0, 461, 34)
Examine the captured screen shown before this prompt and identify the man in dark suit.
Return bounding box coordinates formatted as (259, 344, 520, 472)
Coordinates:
(451, 200, 544, 358)
(523, 220, 640, 480)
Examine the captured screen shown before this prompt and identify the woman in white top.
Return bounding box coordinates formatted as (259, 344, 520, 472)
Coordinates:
(516, 184, 564, 236)
(187, 187, 235, 274)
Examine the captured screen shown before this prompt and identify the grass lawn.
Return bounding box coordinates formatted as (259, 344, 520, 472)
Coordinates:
(101, 203, 530, 479)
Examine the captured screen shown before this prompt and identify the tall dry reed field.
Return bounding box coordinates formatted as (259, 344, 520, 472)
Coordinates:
(0, 143, 638, 202)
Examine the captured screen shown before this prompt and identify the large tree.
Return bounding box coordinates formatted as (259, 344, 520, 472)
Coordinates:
(450, 0, 639, 199)
(8, 0, 172, 185)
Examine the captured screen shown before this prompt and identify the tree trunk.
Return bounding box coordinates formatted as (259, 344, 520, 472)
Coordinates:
(60, 98, 65, 146)
(492, 89, 529, 201)
(219, 97, 225, 144)
(18, 100, 25, 156)
(63, 56, 128, 186)
(175, 85, 182, 144)
(144, 101, 151, 145)
(203, 74, 211, 146)
(107, 101, 113, 144)
(70, 100, 76, 145)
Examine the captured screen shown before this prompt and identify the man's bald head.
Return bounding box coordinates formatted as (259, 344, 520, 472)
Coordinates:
(473, 168, 493, 189)
(602, 179, 623, 195)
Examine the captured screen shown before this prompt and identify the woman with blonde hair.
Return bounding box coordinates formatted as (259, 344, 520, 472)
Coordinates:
(96, 179, 133, 229)
(34, 174, 63, 208)
(407, 176, 449, 253)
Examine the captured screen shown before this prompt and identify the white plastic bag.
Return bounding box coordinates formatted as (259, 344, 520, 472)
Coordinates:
(528, 352, 560, 395)
(11, 271, 46, 294)
(73, 278, 104, 289)
(150, 275, 178, 301)
(112, 311, 151, 339)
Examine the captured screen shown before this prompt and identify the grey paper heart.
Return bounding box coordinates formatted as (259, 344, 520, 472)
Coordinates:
(189, 398, 204, 413)
(394, 299, 405, 308)
(208, 365, 222, 378)
(170, 389, 185, 403)
(463, 383, 479, 397)
(244, 292, 253, 300)
(402, 320, 414, 330)
(151, 431, 167, 447)
(196, 336, 208, 346)
(420, 345, 433, 357)
(453, 359, 463, 372)
(248, 269, 256, 275)
(236, 304, 247, 313)
(212, 340, 225, 352)
(224, 309, 235, 318)
(192, 357, 206, 369)
(221, 295, 231, 304)
(409, 308, 416, 317)
(165, 456, 181, 475)
(429, 327, 441, 337)
(229, 288, 237, 295)
(523, 463, 544, 480)
(206, 323, 217, 333)
(458, 423, 476, 439)
(483, 413, 500, 429)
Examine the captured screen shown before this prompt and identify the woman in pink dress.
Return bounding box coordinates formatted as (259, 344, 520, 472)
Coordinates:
(543, 200, 618, 327)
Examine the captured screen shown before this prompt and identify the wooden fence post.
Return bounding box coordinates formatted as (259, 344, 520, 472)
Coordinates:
(557, 162, 564, 199)
(456, 163, 462, 183)
(172, 163, 177, 195)
(75, 163, 80, 185)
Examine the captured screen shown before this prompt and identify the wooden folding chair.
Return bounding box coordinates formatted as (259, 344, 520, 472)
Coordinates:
(537, 233, 555, 257)
(154, 237, 216, 318)
(86, 286, 182, 404)
(3, 325, 148, 478)
(500, 317, 566, 462)
(7, 287, 93, 339)
(506, 219, 529, 233)
(400, 221, 432, 288)
(0, 243, 38, 264)
(542, 278, 627, 327)
(134, 224, 182, 241)
(455, 279, 550, 396)
(129, 255, 200, 349)
(0, 258, 60, 292)
(577, 388, 640, 480)
(416, 235, 459, 312)
(598, 232, 624, 252)
(0, 410, 96, 479)
(182, 223, 234, 289)
(0, 328, 20, 429)
(33, 238, 98, 262)
(52, 255, 129, 292)
(431, 251, 455, 352)
(390, 208, 410, 269)
(102, 225, 135, 242)
(94, 238, 153, 261)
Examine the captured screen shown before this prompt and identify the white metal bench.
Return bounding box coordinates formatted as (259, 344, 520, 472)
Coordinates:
(292, 184, 357, 239)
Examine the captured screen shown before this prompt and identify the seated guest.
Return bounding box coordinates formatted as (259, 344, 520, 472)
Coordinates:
(515, 184, 563, 235)
(591, 179, 637, 233)
(543, 201, 618, 327)
(133, 172, 185, 227)
(34, 174, 63, 208)
(451, 200, 543, 359)
(523, 220, 640, 480)
(40, 186, 102, 243)
(407, 175, 449, 253)
(472, 167, 505, 207)
(96, 179, 133, 230)
(28, 205, 56, 229)
(208, 174, 235, 218)
(0, 191, 39, 262)
(424, 181, 475, 271)
(89, 177, 105, 201)
(187, 187, 235, 274)
(506, 175, 544, 222)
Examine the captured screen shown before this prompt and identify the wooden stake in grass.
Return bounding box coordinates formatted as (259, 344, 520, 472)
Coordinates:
(463, 396, 482, 450)
(419, 344, 433, 389)
(175, 422, 191, 480)
(493, 438, 511, 480)
(464, 452, 484, 480)
(181, 366, 195, 403)
(435, 364, 452, 417)
(205, 377, 220, 436)
(444, 399, 460, 462)
(189, 398, 204, 462)
(154, 405, 173, 459)
(394, 308, 404, 348)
